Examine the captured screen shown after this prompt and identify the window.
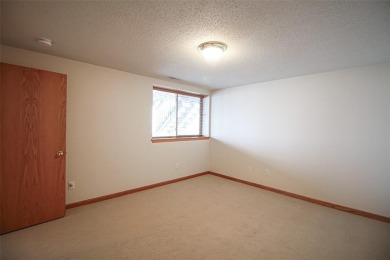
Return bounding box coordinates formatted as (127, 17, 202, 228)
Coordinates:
(152, 86, 209, 142)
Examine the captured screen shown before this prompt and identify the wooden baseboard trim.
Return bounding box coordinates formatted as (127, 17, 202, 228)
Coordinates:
(66, 170, 389, 223)
(66, 172, 209, 209)
(208, 171, 390, 223)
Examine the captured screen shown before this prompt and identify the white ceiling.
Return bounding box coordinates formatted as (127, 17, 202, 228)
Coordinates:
(1, 1, 389, 90)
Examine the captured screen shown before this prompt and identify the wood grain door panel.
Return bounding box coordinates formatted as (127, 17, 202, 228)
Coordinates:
(1, 63, 67, 234)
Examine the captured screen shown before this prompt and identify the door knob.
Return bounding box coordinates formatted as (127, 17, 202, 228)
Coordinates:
(56, 151, 64, 157)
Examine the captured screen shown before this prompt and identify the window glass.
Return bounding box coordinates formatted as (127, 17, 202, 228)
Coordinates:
(152, 87, 207, 139)
(152, 90, 176, 137)
(177, 94, 200, 136)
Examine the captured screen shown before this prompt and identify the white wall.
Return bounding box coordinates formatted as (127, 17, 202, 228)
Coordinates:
(211, 62, 390, 217)
(1, 45, 210, 204)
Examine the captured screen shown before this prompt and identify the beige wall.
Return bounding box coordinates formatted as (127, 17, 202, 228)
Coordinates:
(2, 45, 389, 217)
(1, 45, 210, 204)
(211, 62, 390, 217)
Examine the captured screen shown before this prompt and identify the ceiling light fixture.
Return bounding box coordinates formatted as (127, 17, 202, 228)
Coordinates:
(198, 41, 227, 61)
(37, 38, 52, 47)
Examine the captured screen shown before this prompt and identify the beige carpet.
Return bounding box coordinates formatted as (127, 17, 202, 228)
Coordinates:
(1, 174, 389, 259)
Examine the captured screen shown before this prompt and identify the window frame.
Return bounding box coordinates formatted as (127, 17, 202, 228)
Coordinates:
(152, 86, 210, 143)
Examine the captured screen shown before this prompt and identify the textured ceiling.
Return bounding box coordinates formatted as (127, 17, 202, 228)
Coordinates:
(1, 1, 390, 90)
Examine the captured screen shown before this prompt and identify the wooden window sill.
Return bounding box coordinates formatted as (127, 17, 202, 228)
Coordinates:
(151, 136, 210, 143)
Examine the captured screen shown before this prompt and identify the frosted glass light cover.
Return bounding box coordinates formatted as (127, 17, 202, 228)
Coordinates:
(198, 41, 227, 61)
(201, 46, 224, 61)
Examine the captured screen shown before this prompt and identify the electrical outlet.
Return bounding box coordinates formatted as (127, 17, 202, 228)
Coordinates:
(248, 166, 253, 174)
(68, 181, 76, 190)
(175, 162, 179, 169)
(265, 169, 271, 176)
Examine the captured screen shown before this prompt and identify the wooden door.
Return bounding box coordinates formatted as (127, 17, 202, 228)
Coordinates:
(0, 63, 67, 234)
